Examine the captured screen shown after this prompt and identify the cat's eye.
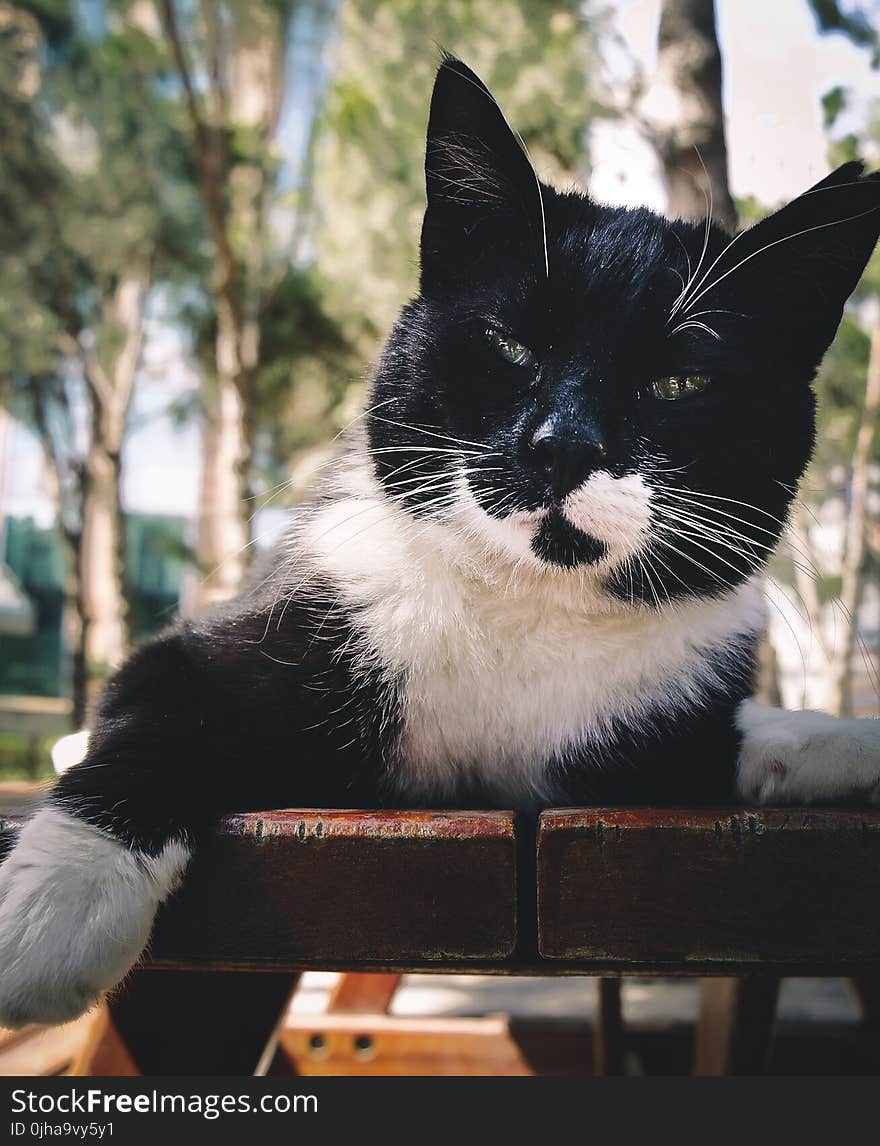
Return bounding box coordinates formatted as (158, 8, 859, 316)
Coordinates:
(485, 327, 535, 368)
(651, 374, 711, 401)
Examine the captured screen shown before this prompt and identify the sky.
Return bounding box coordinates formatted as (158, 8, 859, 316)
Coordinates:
(4, 0, 880, 531)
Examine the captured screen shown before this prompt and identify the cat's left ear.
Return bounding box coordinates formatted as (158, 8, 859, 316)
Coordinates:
(420, 55, 548, 289)
(692, 161, 880, 371)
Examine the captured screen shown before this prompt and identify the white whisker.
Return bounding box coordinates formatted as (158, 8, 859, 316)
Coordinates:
(680, 203, 880, 317)
(667, 147, 713, 318)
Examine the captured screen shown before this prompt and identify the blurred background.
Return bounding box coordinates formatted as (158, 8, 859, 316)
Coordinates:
(2, 0, 880, 1079)
(2, 0, 880, 775)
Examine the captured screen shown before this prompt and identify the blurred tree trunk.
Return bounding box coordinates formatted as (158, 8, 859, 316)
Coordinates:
(161, 0, 287, 610)
(29, 382, 88, 726)
(77, 273, 147, 692)
(644, 0, 737, 231)
(195, 339, 251, 603)
(827, 313, 880, 715)
(2, 6, 151, 724)
(43, 272, 149, 724)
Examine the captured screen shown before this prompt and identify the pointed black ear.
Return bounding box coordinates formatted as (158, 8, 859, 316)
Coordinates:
(420, 56, 548, 289)
(683, 161, 880, 371)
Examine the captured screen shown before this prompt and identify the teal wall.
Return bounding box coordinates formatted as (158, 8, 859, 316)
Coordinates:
(0, 514, 187, 697)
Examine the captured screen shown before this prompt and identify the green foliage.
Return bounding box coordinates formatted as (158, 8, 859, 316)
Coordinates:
(312, 1, 604, 352)
(822, 84, 848, 129)
(0, 733, 55, 782)
(43, 21, 205, 312)
(253, 266, 353, 475)
(813, 313, 880, 470)
(802, 12, 880, 519)
(0, 3, 206, 422)
(807, 0, 880, 65)
(0, 7, 68, 376)
(731, 193, 770, 230)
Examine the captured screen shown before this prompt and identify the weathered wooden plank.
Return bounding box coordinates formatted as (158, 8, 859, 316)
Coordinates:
(537, 808, 880, 967)
(150, 810, 518, 965)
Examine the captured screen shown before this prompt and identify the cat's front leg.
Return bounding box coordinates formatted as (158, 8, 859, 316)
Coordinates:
(0, 632, 202, 1027)
(0, 619, 369, 1028)
(736, 699, 880, 805)
(0, 808, 189, 1026)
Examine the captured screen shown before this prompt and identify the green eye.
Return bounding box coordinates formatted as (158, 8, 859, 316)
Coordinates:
(651, 374, 711, 401)
(486, 328, 535, 368)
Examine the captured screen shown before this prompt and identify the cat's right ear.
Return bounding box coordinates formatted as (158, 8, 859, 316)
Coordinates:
(684, 161, 880, 373)
(420, 55, 548, 289)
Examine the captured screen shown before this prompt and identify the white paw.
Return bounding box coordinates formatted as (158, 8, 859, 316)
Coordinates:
(737, 700, 880, 805)
(0, 806, 189, 1028)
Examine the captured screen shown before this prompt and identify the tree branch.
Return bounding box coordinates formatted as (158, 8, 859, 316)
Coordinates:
(159, 0, 243, 358)
(108, 272, 150, 444)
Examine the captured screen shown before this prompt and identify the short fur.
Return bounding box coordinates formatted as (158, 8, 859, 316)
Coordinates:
(2, 56, 880, 1026)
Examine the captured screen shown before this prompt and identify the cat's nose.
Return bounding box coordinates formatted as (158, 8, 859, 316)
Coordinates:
(530, 415, 607, 498)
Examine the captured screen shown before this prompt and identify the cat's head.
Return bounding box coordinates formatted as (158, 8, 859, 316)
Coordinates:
(366, 56, 880, 605)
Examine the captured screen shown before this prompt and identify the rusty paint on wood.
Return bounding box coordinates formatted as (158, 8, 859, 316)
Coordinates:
(537, 805, 880, 966)
(150, 808, 518, 965)
(540, 806, 880, 835)
(223, 808, 515, 843)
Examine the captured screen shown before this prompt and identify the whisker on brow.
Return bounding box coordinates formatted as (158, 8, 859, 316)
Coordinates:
(679, 203, 880, 317)
(667, 147, 714, 320)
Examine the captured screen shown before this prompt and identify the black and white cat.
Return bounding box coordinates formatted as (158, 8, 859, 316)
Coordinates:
(2, 56, 880, 1028)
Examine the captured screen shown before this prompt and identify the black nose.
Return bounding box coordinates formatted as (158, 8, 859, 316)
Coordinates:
(530, 415, 607, 499)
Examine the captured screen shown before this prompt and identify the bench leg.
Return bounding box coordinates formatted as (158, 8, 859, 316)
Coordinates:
(69, 1007, 139, 1076)
(71, 969, 299, 1076)
(593, 977, 626, 1075)
(849, 976, 880, 1028)
(693, 975, 780, 1075)
(328, 973, 403, 1014)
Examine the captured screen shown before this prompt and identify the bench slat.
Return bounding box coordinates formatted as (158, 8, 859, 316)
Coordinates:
(537, 807, 880, 967)
(150, 809, 518, 965)
(6, 803, 880, 972)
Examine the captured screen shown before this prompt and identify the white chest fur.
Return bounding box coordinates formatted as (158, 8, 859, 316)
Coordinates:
(393, 578, 763, 803)
(298, 465, 767, 804)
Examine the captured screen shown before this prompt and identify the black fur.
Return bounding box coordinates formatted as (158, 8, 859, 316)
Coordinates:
(43, 57, 880, 853)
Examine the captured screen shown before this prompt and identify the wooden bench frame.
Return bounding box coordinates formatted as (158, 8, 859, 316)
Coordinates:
(3, 805, 880, 1075)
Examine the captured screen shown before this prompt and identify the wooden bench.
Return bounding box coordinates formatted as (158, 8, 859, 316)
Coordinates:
(2, 806, 880, 1075)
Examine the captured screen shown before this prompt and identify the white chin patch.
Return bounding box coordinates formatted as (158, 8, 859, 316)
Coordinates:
(452, 474, 545, 562)
(471, 506, 547, 561)
(561, 472, 652, 564)
(454, 471, 653, 572)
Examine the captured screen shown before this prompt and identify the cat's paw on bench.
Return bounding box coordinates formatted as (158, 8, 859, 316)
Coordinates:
(0, 806, 188, 1028)
(736, 700, 880, 805)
